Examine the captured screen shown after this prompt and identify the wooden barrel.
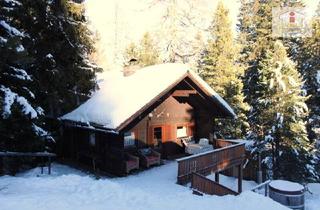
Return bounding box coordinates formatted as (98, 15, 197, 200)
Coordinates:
(269, 180, 305, 210)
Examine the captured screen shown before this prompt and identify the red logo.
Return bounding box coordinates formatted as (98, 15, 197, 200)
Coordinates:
(289, 11, 295, 23)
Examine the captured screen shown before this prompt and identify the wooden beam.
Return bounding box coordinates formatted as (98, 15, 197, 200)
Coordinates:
(215, 172, 219, 183)
(48, 156, 52, 175)
(184, 77, 233, 118)
(238, 163, 243, 193)
(172, 89, 197, 97)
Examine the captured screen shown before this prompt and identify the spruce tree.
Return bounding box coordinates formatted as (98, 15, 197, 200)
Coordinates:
(238, 0, 306, 137)
(238, 0, 271, 141)
(151, 0, 206, 66)
(124, 42, 140, 64)
(199, 2, 249, 138)
(0, 0, 51, 174)
(124, 32, 160, 67)
(1, 0, 99, 119)
(298, 3, 320, 144)
(255, 41, 317, 181)
(20, 0, 99, 117)
(0, 0, 99, 173)
(0, 0, 48, 152)
(138, 32, 160, 66)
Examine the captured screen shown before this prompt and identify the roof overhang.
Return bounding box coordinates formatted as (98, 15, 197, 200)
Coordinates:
(116, 71, 236, 132)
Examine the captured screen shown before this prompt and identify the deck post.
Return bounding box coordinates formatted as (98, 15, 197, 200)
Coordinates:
(41, 156, 44, 174)
(264, 183, 268, 197)
(257, 152, 262, 184)
(215, 172, 219, 183)
(48, 156, 51, 175)
(0, 157, 3, 174)
(238, 163, 243, 193)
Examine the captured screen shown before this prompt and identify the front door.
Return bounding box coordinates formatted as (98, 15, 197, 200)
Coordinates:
(147, 125, 165, 155)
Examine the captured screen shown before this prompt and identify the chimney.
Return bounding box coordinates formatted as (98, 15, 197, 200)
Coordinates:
(123, 58, 140, 77)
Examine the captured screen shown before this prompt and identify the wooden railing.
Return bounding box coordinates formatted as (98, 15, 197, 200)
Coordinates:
(191, 172, 239, 196)
(213, 139, 234, 148)
(177, 139, 245, 185)
(251, 180, 271, 197)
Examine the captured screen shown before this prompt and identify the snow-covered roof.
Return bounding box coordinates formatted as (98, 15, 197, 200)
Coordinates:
(61, 63, 235, 130)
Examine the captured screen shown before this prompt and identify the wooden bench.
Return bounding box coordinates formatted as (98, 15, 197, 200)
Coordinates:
(124, 153, 139, 174)
(137, 148, 161, 168)
(0, 151, 56, 175)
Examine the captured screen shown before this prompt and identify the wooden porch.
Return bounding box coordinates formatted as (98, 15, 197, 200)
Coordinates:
(176, 139, 245, 195)
(191, 172, 239, 196)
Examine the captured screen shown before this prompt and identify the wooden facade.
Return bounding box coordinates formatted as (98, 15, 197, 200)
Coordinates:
(128, 95, 196, 158)
(60, 70, 237, 175)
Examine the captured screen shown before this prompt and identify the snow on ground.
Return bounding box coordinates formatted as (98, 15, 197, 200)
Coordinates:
(207, 173, 257, 192)
(0, 161, 318, 210)
(306, 183, 320, 210)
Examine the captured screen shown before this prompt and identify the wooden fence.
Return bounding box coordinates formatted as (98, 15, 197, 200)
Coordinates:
(177, 140, 245, 185)
(191, 172, 239, 196)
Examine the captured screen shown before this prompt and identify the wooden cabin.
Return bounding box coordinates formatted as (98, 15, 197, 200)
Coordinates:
(60, 63, 236, 175)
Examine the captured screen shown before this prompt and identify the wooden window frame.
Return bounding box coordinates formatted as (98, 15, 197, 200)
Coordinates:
(124, 131, 136, 148)
(176, 125, 188, 138)
(153, 126, 163, 148)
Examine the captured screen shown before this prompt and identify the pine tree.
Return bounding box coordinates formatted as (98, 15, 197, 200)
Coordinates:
(20, 0, 99, 117)
(0, 0, 48, 152)
(238, 0, 305, 138)
(124, 32, 160, 67)
(151, 0, 206, 66)
(199, 2, 249, 138)
(237, 0, 257, 64)
(2, 0, 99, 119)
(298, 3, 320, 143)
(0, 0, 99, 173)
(0, 0, 50, 175)
(138, 32, 160, 66)
(255, 41, 317, 181)
(124, 42, 140, 64)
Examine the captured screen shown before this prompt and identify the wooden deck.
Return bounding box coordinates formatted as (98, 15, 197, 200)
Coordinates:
(176, 139, 245, 194)
(191, 172, 239, 196)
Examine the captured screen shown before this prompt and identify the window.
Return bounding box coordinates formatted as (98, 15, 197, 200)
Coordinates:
(89, 133, 95, 146)
(153, 127, 162, 147)
(124, 132, 135, 147)
(177, 126, 187, 138)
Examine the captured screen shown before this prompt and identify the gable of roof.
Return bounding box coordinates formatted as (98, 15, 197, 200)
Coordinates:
(60, 63, 236, 131)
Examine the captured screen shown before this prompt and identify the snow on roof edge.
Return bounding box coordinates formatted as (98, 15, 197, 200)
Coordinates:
(115, 71, 190, 131)
(60, 63, 236, 129)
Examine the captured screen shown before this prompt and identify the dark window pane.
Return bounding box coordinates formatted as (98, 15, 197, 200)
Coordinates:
(153, 127, 162, 147)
